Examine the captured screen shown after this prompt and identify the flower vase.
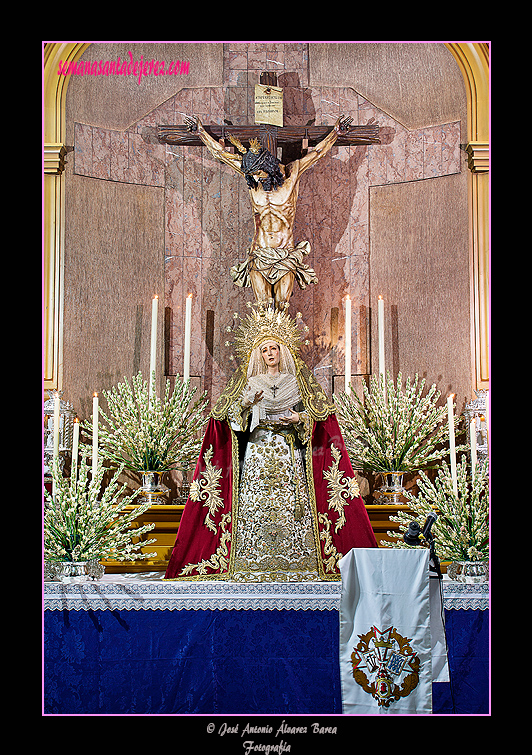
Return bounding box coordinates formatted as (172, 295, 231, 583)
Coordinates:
(175, 466, 191, 505)
(45, 559, 105, 581)
(138, 471, 169, 505)
(447, 560, 489, 584)
(376, 471, 407, 504)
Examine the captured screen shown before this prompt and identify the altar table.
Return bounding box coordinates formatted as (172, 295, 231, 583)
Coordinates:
(43, 575, 489, 716)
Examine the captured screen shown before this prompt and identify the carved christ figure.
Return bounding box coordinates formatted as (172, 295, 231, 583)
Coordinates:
(184, 114, 353, 308)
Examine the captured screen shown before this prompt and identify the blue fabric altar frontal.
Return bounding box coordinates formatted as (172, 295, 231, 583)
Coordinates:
(43, 576, 489, 716)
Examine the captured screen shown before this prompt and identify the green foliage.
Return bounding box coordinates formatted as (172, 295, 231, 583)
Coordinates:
(85, 372, 209, 473)
(383, 455, 489, 562)
(44, 457, 157, 563)
(335, 372, 462, 473)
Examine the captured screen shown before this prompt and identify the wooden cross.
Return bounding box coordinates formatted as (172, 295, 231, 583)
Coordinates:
(157, 72, 380, 161)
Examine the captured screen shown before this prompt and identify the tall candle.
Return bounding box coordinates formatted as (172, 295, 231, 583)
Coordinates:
(92, 393, 99, 480)
(52, 393, 60, 495)
(344, 295, 351, 393)
(183, 293, 192, 382)
(378, 295, 385, 386)
(53, 393, 60, 461)
(72, 418, 80, 482)
(149, 295, 158, 400)
(470, 415, 477, 472)
(447, 394, 458, 496)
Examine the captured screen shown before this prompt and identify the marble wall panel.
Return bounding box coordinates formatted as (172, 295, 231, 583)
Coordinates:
(224, 46, 248, 71)
(210, 87, 225, 124)
(92, 127, 111, 180)
(283, 86, 304, 126)
(291, 168, 315, 346)
(74, 123, 167, 187)
(331, 147, 354, 262)
(165, 185, 184, 259)
(339, 88, 360, 123)
(220, 163, 242, 261)
(369, 176, 470, 408)
(319, 86, 342, 125)
(423, 125, 443, 178)
(192, 87, 212, 117)
(109, 130, 129, 181)
(349, 149, 370, 258)
(284, 44, 309, 80)
(165, 144, 184, 192)
(174, 89, 194, 120)
(134, 95, 176, 131)
(403, 129, 424, 182)
(182, 146, 203, 256)
(225, 87, 248, 126)
(127, 132, 166, 186)
(442, 122, 462, 174)
(182, 256, 203, 378)
(385, 120, 410, 184)
(201, 157, 221, 257)
(73, 122, 92, 176)
(164, 254, 183, 377)
(62, 174, 165, 417)
(247, 44, 268, 72)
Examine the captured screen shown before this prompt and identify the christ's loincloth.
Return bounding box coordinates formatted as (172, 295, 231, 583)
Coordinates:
(230, 241, 318, 290)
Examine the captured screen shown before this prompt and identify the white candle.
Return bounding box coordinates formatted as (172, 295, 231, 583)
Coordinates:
(470, 415, 477, 472)
(183, 293, 192, 383)
(447, 394, 458, 497)
(149, 295, 158, 400)
(52, 393, 60, 496)
(92, 393, 99, 480)
(72, 418, 80, 482)
(344, 295, 351, 393)
(378, 295, 385, 386)
(53, 393, 60, 461)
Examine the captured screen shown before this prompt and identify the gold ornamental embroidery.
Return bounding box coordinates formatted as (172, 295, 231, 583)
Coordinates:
(232, 426, 319, 580)
(323, 444, 360, 532)
(189, 445, 224, 534)
(180, 513, 231, 576)
(350, 626, 421, 708)
(317, 511, 342, 572)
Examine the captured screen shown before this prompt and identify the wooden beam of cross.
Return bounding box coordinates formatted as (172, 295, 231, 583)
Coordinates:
(157, 122, 380, 151)
(157, 72, 380, 161)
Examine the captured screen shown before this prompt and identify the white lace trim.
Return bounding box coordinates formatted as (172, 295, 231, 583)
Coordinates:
(440, 580, 490, 611)
(43, 573, 489, 612)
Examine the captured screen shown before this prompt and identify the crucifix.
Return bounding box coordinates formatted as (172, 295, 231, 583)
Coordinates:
(157, 72, 380, 309)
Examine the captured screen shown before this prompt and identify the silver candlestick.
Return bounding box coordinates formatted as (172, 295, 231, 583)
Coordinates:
(43, 390, 76, 478)
(463, 390, 489, 470)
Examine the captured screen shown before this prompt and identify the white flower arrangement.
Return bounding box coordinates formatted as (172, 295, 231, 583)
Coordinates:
(86, 372, 208, 473)
(44, 457, 157, 563)
(335, 372, 462, 473)
(383, 455, 489, 562)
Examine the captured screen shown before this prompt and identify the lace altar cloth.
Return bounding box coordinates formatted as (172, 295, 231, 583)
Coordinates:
(43, 573, 488, 612)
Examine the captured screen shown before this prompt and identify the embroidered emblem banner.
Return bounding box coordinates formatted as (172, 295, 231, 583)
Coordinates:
(339, 548, 434, 714)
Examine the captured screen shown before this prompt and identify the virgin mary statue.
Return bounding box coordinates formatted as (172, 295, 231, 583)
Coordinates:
(164, 303, 377, 582)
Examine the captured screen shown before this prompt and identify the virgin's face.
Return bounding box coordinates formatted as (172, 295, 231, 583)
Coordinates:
(260, 342, 280, 369)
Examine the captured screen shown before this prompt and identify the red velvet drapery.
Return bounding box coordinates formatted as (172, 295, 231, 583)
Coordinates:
(165, 415, 377, 581)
